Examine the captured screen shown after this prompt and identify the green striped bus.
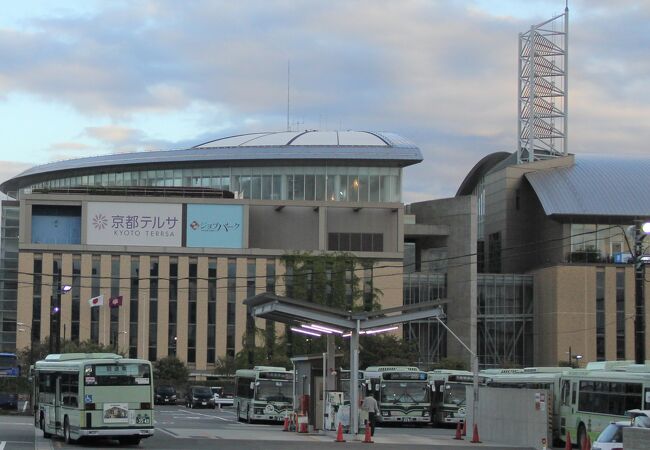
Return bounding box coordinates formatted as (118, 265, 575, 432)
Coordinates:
(32, 353, 154, 445)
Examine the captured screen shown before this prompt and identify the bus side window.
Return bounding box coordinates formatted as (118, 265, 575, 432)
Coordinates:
(571, 382, 577, 405)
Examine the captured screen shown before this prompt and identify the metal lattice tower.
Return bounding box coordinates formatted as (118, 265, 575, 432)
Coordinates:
(517, 6, 569, 163)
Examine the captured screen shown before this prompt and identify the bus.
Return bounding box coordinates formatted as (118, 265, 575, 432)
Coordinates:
(0, 352, 20, 377)
(234, 366, 293, 423)
(364, 366, 430, 425)
(428, 370, 489, 426)
(32, 353, 154, 445)
(558, 364, 650, 447)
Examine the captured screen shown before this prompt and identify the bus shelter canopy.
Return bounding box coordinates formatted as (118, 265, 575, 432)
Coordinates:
(244, 292, 447, 331)
(244, 292, 447, 436)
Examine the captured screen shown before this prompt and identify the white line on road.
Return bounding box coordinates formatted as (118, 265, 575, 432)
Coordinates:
(0, 441, 6, 450)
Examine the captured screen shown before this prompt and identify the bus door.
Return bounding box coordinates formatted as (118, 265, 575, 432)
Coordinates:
(54, 375, 62, 431)
(558, 379, 573, 437)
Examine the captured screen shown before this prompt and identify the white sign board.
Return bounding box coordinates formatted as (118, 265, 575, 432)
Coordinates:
(86, 202, 182, 247)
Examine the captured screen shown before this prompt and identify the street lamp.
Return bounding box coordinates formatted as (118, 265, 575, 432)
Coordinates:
(114, 330, 128, 353)
(574, 354, 583, 368)
(50, 284, 72, 354)
(633, 220, 650, 364)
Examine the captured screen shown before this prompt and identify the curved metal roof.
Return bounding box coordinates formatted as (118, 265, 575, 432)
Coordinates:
(456, 151, 511, 196)
(0, 130, 422, 194)
(525, 153, 650, 217)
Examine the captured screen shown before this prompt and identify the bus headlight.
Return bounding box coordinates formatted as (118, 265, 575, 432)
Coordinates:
(422, 411, 429, 417)
(381, 411, 390, 417)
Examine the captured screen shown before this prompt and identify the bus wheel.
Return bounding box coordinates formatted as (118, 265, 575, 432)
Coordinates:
(40, 413, 51, 439)
(577, 424, 587, 449)
(64, 417, 75, 444)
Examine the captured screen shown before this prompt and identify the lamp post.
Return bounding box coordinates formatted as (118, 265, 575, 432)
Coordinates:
(573, 354, 583, 368)
(114, 330, 128, 354)
(50, 284, 72, 354)
(633, 220, 649, 364)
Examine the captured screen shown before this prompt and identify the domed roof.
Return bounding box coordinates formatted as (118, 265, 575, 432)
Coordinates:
(0, 130, 422, 195)
(194, 130, 415, 148)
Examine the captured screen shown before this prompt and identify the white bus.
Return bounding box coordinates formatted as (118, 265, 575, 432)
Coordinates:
(428, 370, 490, 426)
(32, 353, 154, 445)
(558, 364, 650, 447)
(234, 366, 293, 423)
(364, 366, 430, 425)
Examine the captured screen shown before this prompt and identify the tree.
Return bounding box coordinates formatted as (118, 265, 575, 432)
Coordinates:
(430, 357, 469, 371)
(357, 334, 420, 368)
(153, 356, 190, 386)
(17, 338, 119, 374)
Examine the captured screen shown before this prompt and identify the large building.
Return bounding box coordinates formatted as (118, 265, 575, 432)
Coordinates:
(405, 152, 650, 367)
(0, 130, 421, 370)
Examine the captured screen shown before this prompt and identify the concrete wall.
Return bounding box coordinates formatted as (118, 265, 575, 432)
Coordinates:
(249, 205, 320, 250)
(467, 387, 551, 450)
(532, 264, 647, 366)
(408, 196, 476, 365)
(624, 427, 650, 450)
(482, 156, 573, 274)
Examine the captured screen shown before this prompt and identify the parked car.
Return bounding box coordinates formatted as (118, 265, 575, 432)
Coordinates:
(185, 386, 215, 409)
(154, 385, 177, 405)
(211, 386, 234, 406)
(0, 392, 17, 410)
(591, 421, 626, 450)
(591, 411, 650, 450)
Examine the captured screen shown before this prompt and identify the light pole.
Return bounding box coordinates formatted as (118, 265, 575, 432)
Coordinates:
(633, 220, 650, 364)
(50, 284, 72, 354)
(115, 331, 128, 354)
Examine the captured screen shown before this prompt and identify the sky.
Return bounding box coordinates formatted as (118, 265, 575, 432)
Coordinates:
(1, 0, 649, 204)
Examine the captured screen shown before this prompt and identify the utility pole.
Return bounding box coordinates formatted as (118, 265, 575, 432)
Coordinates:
(633, 220, 647, 364)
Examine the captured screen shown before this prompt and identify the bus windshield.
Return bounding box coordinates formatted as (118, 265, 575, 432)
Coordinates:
(84, 363, 151, 386)
(380, 382, 429, 403)
(256, 380, 292, 402)
(443, 383, 466, 406)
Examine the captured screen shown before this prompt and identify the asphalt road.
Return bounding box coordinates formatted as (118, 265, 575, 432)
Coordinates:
(0, 406, 536, 449)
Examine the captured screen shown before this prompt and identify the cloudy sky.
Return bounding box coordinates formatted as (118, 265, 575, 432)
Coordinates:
(1, 0, 648, 203)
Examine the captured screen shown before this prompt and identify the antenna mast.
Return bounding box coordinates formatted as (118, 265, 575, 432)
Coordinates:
(517, 5, 569, 163)
(286, 60, 290, 131)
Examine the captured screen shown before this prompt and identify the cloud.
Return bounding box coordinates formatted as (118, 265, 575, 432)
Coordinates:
(1, 0, 650, 202)
(0, 161, 33, 189)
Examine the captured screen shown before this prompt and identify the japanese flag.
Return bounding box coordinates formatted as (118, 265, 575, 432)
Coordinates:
(88, 295, 104, 307)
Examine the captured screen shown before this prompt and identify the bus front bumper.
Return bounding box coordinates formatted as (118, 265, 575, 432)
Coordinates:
(79, 428, 154, 438)
(378, 416, 430, 423)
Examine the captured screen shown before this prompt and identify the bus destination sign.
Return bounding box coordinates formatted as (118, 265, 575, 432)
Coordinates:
(259, 372, 293, 381)
(383, 372, 427, 381)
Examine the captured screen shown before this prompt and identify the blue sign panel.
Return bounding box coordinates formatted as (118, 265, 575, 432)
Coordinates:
(186, 204, 244, 248)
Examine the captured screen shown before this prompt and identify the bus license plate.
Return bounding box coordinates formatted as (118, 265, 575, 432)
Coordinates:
(202, 402, 207, 405)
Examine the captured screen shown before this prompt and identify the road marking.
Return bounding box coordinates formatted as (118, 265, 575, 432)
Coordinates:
(156, 427, 180, 438)
(0, 422, 33, 426)
(0, 441, 6, 450)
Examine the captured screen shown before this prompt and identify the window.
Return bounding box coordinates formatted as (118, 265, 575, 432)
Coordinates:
(616, 271, 625, 359)
(488, 232, 501, 273)
(596, 271, 605, 360)
(328, 233, 383, 252)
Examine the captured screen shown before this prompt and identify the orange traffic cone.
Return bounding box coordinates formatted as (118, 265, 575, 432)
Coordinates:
(362, 420, 374, 444)
(282, 415, 289, 432)
(462, 420, 467, 436)
(470, 423, 481, 444)
(564, 431, 571, 450)
(334, 422, 345, 442)
(454, 422, 463, 440)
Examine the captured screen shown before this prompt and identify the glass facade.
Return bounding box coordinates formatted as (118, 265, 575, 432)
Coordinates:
(569, 223, 634, 264)
(477, 274, 534, 368)
(0, 203, 19, 352)
(26, 165, 402, 203)
(403, 272, 447, 367)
